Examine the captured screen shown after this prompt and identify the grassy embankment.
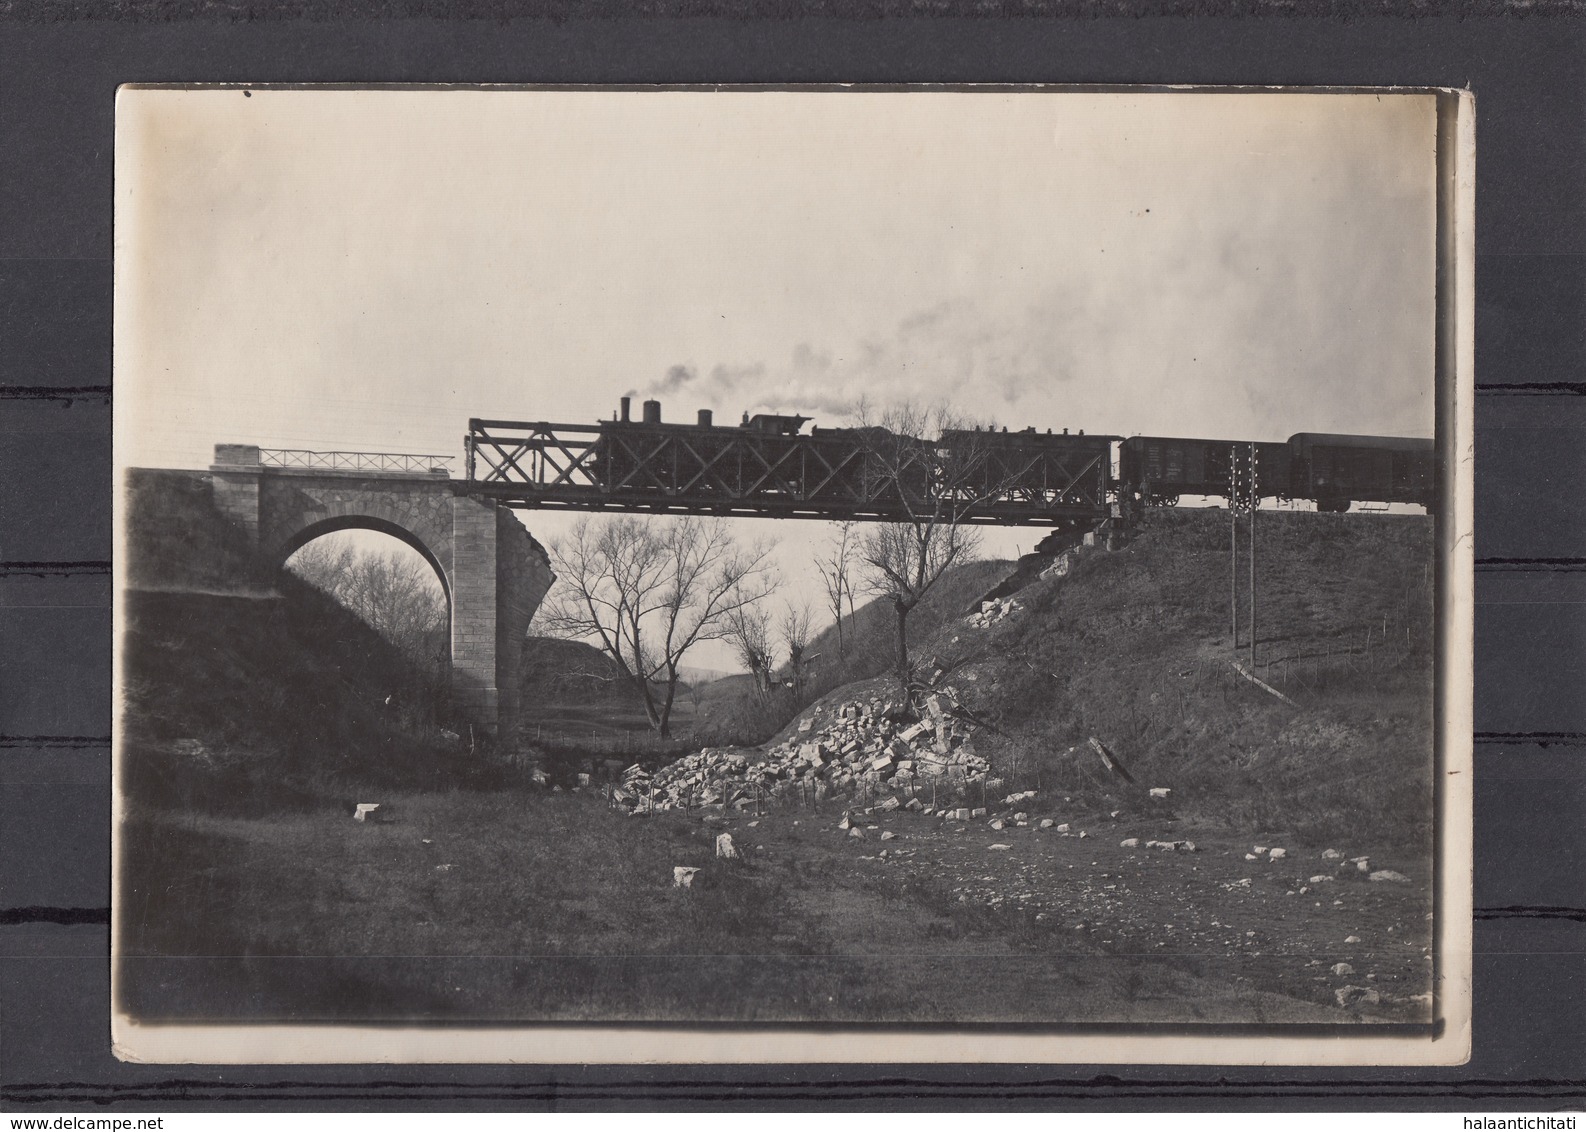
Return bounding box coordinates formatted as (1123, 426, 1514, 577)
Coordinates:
(962, 507, 1435, 852)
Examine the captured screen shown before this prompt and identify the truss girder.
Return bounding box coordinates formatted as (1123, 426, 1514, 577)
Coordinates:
(465, 419, 1115, 526)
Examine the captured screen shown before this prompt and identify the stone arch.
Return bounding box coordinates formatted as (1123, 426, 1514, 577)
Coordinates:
(275, 513, 454, 611)
(255, 479, 458, 604)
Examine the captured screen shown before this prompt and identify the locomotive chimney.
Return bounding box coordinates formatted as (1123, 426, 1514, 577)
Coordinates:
(697, 408, 713, 428)
(643, 399, 662, 424)
(620, 396, 631, 422)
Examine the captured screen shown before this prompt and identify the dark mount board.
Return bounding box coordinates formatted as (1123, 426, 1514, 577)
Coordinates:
(2, 3, 1583, 1111)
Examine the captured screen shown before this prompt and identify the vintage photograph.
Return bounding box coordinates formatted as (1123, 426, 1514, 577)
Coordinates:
(112, 87, 1471, 1062)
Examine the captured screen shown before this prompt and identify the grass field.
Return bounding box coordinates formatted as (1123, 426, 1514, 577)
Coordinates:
(119, 788, 1421, 1024)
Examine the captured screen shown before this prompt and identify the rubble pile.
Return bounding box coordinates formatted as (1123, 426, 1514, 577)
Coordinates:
(606, 690, 991, 815)
(966, 596, 1023, 629)
(1039, 552, 1074, 581)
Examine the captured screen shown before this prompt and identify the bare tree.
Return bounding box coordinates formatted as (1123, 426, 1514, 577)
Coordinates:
(540, 515, 777, 737)
(813, 521, 858, 660)
(682, 675, 707, 723)
(725, 602, 776, 695)
(287, 536, 448, 668)
(780, 600, 815, 700)
(855, 401, 1006, 698)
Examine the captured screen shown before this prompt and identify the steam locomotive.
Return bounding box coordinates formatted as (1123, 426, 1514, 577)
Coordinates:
(589, 396, 1435, 515)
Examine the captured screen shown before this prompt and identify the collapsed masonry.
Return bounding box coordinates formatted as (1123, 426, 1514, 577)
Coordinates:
(966, 595, 1024, 629)
(609, 688, 990, 814)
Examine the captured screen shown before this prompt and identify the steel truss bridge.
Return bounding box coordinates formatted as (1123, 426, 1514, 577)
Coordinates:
(463, 417, 1118, 528)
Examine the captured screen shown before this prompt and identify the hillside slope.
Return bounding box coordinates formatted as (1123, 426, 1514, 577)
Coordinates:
(923, 508, 1436, 849)
(799, 557, 1014, 691)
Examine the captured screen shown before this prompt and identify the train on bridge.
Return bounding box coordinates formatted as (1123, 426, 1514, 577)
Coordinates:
(464, 396, 1435, 527)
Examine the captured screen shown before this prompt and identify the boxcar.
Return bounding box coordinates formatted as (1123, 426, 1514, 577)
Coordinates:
(1119, 436, 1290, 506)
(1286, 433, 1435, 511)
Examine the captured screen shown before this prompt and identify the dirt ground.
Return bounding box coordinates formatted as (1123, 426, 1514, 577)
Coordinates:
(701, 795, 1435, 1023)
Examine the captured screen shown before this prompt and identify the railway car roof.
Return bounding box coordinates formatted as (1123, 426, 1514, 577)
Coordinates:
(1122, 435, 1286, 448)
(1288, 433, 1435, 451)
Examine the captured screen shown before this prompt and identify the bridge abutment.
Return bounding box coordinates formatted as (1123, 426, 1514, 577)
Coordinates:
(206, 446, 554, 741)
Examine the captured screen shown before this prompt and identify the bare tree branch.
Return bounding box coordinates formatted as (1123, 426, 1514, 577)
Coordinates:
(813, 520, 858, 661)
(853, 401, 1010, 698)
(540, 515, 778, 737)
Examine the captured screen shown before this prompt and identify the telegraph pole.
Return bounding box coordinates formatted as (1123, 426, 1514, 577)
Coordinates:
(1230, 444, 1239, 647)
(1249, 441, 1258, 670)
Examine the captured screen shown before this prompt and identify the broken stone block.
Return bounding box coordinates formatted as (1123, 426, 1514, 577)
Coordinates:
(1369, 869, 1410, 884)
(1149, 787, 1171, 799)
(1331, 962, 1355, 976)
(880, 831, 896, 841)
(971, 807, 987, 818)
(715, 833, 739, 860)
(1013, 812, 1028, 822)
(353, 804, 380, 822)
(1308, 875, 1334, 885)
(673, 866, 701, 889)
(1344, 935, 1362, 944)
(798, 717, 814, 733)
(1335, 985, 1380, 1009)
(1055, 823, 1071, 834)
(904, 797, 923, 811)
(1268, 847, 1287, 860)
(1120, 838, 1140, 848)
(1322, 848, 1343, 860)
(838, 814, 852, 831)
(848, 827, 867, 840)
(989, 819, 1005, 831)
(988, 843, 1012, 851)
(875, 796, 900, 812)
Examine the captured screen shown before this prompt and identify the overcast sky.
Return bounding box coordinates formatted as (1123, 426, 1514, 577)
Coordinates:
(117, 87, 1437, 671)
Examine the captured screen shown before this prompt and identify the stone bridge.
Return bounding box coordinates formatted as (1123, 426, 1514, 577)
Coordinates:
(207, 444, 555, 737)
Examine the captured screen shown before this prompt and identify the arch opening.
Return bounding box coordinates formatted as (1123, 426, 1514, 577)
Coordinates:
(277, 514, 452, 607)
(282, 524, 451, 678)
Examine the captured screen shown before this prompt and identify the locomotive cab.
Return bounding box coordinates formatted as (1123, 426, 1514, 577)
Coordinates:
(741, 412, 811, 436)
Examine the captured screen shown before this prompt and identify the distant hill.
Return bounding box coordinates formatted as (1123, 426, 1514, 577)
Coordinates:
(520, 636, 636, 704)
(677, 664, 739, 685)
